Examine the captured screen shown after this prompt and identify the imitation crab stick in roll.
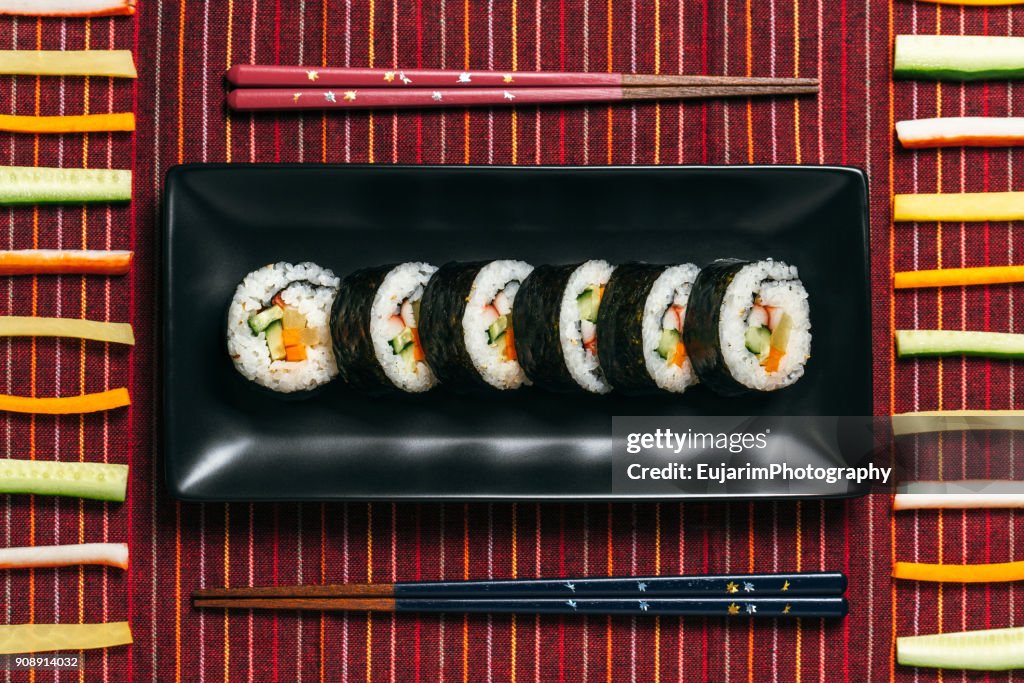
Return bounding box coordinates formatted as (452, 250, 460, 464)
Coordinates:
(0, 543, 128, 570)
(0, 250, 132, 276)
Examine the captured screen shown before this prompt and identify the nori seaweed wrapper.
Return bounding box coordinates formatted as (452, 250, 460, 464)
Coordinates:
(418, 261, 493, 391)
(598, 262, 667, 394)
(511, 263, 584, 393)
(330, 264, 404, 394)
(682, 258, 752, 397)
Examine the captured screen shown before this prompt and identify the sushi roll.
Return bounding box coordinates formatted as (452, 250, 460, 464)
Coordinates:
(418, 260, 534, 390)
(599, 263, 701, 394)
(330, 262, 438, 394)
(226, 261, 340, 394)
(684, 258, 811, 396)
(512, 260, 616, 394)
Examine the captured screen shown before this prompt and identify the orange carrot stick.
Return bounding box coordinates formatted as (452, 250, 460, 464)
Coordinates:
(505, 325, 518, 362)
(895, 265, 1024, 289)
(0, 113, 135, 134)
(0, 250, 132, 276)
(670, 341, 687, 367)
(0, 388, 129, 415)
(762, 346, 785, 373)
(410, 328, 426, 362)
(894, 560, 1024, 583)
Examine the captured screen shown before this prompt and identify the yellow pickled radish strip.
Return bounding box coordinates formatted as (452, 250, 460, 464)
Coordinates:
(892, 410, 1024, 435)
(0, 113, 135, 134)
(894, 265, 1024, 289)
(0, 51, 137, 78)
(0, 317, 134, 345)
(0, 388, 130, 415)
(0, 623, 132, 655)
(894, 192, 1024, 222)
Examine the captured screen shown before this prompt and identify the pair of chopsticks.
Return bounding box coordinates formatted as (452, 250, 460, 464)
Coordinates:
(226, 65, 819, 112)
(194, 571, 848, 618)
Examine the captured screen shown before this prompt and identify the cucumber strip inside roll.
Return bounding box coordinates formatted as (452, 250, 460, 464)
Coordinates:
(684, 258, 811, 396)
(227, 261, 340, 394)
(331, 262, 438, 393)
(419, 260, 534, 390)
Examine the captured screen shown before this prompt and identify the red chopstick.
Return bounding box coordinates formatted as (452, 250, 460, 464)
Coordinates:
(228, 84, 819, 112)
(227, 64, 818, 90)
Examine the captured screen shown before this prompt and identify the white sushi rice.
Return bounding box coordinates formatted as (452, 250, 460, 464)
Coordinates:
(227, 262, 340, 393)
(369, 262, 438, 393)
(462, 260, 534, 390)
(560, 260, 615, 394)
(642, 264, 700, 393)
(718, 260, 811, 391)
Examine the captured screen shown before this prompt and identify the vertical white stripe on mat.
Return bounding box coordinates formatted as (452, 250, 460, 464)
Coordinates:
(151, 1, 165, 676)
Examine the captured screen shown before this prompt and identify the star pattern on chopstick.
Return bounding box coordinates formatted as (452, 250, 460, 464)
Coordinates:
(399, 72, 412, 84)
(383, 71, 396, 82)
(781, 580, 790, 592)
(743, 582, 755, 593)
(431, 91, 443, 101)
(726, 581, 739, 594)
(343, 91, 357, 101)
(458, 72, 472, 83)
(503, 91, 516, 101)
(324, 91, 337, 103)
(637, 582, 648, 592)
(566, 600, 578, 611)
(306, 70, 319, 82)
(563, 582, 576, 592)
(292, 93, 302, 103)
(745, 604, 757, 614)
(727, 602, 740, 615)
(638, 600, 650, 612)
(782, 604, 791, 614)
(503, 73, 514, 83)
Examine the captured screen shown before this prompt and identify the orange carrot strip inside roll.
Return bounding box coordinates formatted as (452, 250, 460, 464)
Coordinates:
(0, 543, 128, 570)
(0, 388, 129, 415)
(894, 560, 1024, 583)
(0, 113, 135, 134)
(0, 250, 132, 276)
(894, 265, 1024, 289)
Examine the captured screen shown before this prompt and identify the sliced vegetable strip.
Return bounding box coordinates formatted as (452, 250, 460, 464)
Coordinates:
(0, 250, 132, 276)
(897, 626, 1024, 670)
(894, 35, 1024, 81)
(894, 191, 1024, 222)
(0, 459, 128, 502)
(894, 480, 1024, 510)
(0, 622, 132, 655)
(896, 117, 1024, 148)
(0, 0, 136, 16)
(0, 50, 136, 78)
(0, 317, 134, 344)
(0, 167, 131, 205)
(0, 388, 130, 414)
(896, 329, 1024, 358)
(893, 410, 1024, 435)
(895, 265, 1024, 289)
(0, 113, 135, 134)
(0, 543, 128, 570)
(894, 559, 1024, 583)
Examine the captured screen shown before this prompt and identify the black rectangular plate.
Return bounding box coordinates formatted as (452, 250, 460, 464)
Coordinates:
(162, 164, 871, 501)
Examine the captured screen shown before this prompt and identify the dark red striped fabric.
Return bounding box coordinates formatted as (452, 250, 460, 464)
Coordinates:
(0, 0, 1021, 681)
